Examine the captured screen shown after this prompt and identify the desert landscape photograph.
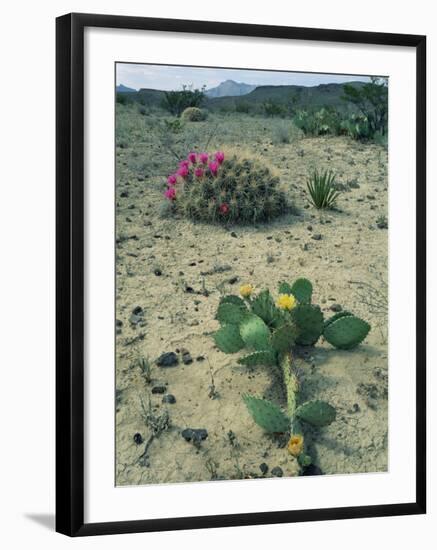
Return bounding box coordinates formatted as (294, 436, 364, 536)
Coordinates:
(114, 63, 389, 486)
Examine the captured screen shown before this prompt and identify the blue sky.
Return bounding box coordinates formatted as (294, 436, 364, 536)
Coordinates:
(116, 63, 371, 91)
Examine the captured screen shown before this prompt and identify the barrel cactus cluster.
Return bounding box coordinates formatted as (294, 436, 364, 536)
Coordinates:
(163, 150, 289, 224)
(212, 278, 370, 470)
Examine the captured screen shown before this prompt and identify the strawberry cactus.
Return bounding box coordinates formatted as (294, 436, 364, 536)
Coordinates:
(163, 150, 289, 224)
(212, 278, 370, 471)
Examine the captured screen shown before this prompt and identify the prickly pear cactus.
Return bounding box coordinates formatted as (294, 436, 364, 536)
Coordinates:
(324, 310, 353, 329)
(271, 323, 299, 353)
(290, 278, 313, 304)
(243, 395, 290, 433)
(216, 302, 248, 325)
(295, 400, 337, 427)
(214, 324, 245, 353)
(250, 290, 282, 327)
(292, 304, 324, 346)
(238, 350, 277, 367)
(323, 315, 370, 349)
(239, 314, 271, 351)
(210, 280, 371, 471)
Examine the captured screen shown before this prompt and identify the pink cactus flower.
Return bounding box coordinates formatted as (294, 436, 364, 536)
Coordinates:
(199, 152, 209, 165)
(167, 174, 177, 186)
(194, 167, 204, 178)
(208, 161, 219, 177)
(219, 203, 229, 214)
(179, 159, 190, 168)
(177, 165, 189, 178)
(215, 151, 225, 165)
(164, 187, 177, 200)
(188, 152, 197, 164)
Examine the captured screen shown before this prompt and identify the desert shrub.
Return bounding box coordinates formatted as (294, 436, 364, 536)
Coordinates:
(235, 101, 251, 114)
(293, 107, 342, 136)
(163, 151, 289, 224)
(161, 85, 206, 117)
(163, 118, 185, 133)
(342, 78, 388, 138)
(306, 169, 340, 209)
(116, 92, 133, 106)
(263, 100, 286, 117)
(272, 121, 302, 144)
(181, 107, 208, 122)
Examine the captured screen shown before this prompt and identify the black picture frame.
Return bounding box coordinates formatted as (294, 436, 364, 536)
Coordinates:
(56, 12, 426, 537)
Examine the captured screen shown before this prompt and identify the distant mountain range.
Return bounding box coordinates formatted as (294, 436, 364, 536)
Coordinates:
(116, 84, 137, 93)
(116, 81, 367, 114)
(205, 80, 256, 98)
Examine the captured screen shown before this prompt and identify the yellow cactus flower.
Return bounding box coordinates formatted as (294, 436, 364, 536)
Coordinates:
(240, 284, 254, 298)
(277, 293, 296, 310)
(287, 434, 304, 457)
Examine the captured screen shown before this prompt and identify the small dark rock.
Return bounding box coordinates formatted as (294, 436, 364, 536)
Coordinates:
(133, 433, 143, 445)
(132, 306, 143, 316)
(307, 225, 313, 231)
(162, 394, 176, 404)
(156, 352, 179, 367)
(259, 463, 269, 475)
(196, 355, 205, 362)
(330, 303, 342, 312)
(120, 191, 129, 198)
(230, 232, 238, 238)
(151, 386, 166, 394)
(228, 276, 238, 285)
(181, 428, 208, 443)
(182, 351, 193, 365)
(271, 466, 283, 478)
(301, 464, 323, 476)
(154, 268, 162, 276)
(116, 319, 123, 327)
(312, 233, 322, 241)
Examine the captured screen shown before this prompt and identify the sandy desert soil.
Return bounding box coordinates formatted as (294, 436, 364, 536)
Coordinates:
(115, 109, 388, 485)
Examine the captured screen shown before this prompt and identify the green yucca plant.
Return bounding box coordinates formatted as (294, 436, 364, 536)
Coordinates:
(306, 169, 340, 209)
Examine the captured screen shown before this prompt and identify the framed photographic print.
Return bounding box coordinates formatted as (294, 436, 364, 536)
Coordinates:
(56, 13, 426, 536)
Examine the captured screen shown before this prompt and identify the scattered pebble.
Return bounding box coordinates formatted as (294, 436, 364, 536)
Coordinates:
(133, 433, 143, 445)
(271, 466, 283, 478)
(196, 355, 205, 362)
(156, 352, 179, 367)
(330, 303, 342, 312)
(181, 348, 193, 365)
(151, 386, 167, 394)
(312, 233, 322, 241)
(259, 463, 269, 475)
(181, 428, 208, 443)
(162, 394, 176, 404)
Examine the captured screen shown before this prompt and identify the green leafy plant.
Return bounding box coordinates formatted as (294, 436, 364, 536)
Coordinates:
(211, 279, 370, 471)
(161, 84, 206, 117)
(342, 78, 388, 138)
(306, 169, 340, 209)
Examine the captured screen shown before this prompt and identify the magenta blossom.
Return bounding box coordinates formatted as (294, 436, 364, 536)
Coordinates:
(199, 152, 209, 165)
(167, 174, 177, 186)
(208, 161, 219, 177)
(215, 151, 225, 165)
(164, 187, 177, 200)
(177, 165, 189, 178)
(194, 167, 204, 178)
(179, 159, 190, 169)
(188, 152, 197, 164)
